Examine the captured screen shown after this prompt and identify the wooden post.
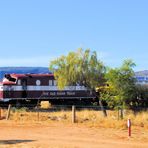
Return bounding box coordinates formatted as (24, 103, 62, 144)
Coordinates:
(6, 104, 11, 120)
(99, 100, 107, 117)
(72, 105, 76, 123)
(37, 110, 39, 121)
(0, 108, 1, 119)
(120, 108, 123, 119)
(118, 107, 120, 120)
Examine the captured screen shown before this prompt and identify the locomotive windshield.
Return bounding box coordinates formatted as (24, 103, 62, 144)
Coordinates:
(3, 74, 17, 83)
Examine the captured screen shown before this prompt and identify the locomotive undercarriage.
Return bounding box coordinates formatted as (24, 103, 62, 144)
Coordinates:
(0, 97, 98, 108)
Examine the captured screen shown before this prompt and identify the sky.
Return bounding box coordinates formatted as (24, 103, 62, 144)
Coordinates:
(0, 0, 148, 71)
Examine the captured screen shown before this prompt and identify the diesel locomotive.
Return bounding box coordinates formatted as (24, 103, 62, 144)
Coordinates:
(0, 73, 96, 105)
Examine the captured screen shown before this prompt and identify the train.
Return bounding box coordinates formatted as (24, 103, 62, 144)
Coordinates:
(0, 73, 97, 106)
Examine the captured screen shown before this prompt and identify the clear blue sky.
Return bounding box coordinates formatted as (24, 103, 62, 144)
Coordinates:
(0, 0, 147, 71)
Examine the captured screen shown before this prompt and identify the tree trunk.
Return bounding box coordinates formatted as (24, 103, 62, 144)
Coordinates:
(99, 100, 107, 117)
(120, 108, 123, 119)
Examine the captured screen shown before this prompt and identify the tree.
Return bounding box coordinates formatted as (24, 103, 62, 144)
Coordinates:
(103, 59, 137, 109)
(136, 84, 148, 108)
(49, 48, 106, 90)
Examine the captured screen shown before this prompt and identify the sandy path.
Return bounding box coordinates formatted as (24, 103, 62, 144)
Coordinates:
(0, 121, 147, 148)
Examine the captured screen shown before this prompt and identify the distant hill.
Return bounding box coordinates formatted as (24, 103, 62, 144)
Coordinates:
(135, 70, 148, 84)
(0, 67, 147, 82)
(0, 67, 50, 80)
(135, 70, 148, 76)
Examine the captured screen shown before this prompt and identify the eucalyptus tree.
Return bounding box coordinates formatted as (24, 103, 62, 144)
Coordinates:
(49, 48, 106, 90)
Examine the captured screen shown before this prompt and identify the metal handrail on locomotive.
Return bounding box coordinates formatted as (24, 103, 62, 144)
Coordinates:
(0, 73, 96, 104)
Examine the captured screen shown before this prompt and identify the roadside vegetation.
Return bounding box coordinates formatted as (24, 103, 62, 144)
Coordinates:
(49, 48, 148, 110)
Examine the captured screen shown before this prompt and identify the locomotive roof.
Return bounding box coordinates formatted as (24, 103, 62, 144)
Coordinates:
(0, 73, 54, 85)
(10, 73, 54, 78)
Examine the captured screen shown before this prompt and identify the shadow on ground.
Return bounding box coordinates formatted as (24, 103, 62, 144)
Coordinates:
(0, 140, 35, 145)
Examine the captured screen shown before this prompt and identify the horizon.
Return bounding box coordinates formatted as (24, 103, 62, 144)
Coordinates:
(0, 67, 147, 72)
(0, 0, 148, 71)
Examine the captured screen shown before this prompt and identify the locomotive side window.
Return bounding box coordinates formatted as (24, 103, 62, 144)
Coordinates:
(36, 80, 41, 86)
(54, 80, 57, 86)
(17, 79, 21, 85)
(9, 77, 16, 82)
(49, 80, 53, 86)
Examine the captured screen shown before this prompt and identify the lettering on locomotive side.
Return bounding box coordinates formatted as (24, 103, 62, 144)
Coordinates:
(43, 91, 77, 96)
(57, 92, 66, 95)
(50, 92, 56, 96)
(43, 92, 49, 96)
(67, 92, 76, 95)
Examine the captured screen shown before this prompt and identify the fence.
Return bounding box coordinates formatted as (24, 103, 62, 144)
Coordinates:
(0, 104, 108, 122)
(0, 104, 147, 125)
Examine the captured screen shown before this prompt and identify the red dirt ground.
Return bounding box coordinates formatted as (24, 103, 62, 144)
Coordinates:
(0, 121, 148, 148)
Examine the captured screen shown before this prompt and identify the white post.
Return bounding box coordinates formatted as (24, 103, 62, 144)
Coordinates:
(127, 119, 131, 137)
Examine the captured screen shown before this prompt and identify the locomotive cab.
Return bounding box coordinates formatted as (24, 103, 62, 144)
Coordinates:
(0, 74, 17, 101)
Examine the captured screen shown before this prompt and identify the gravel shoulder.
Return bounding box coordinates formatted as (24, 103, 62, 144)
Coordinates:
(0, 121, 147, 148)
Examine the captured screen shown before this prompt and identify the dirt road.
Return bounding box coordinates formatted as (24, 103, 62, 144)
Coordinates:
(0, 121, 147, 148)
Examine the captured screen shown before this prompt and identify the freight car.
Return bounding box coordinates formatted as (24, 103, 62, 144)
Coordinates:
(0, 73, 96, 106)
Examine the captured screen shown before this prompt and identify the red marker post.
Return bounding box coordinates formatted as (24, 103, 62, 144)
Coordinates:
(127, 119, 131, 137)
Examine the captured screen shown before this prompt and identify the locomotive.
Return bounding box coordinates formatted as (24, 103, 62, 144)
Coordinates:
(0, 73, 96, 106)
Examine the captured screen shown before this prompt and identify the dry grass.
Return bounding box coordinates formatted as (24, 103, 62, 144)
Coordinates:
(76, 109, 148, 129)
(1, 107, 148, 130)
(125, 110, 148, 129)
